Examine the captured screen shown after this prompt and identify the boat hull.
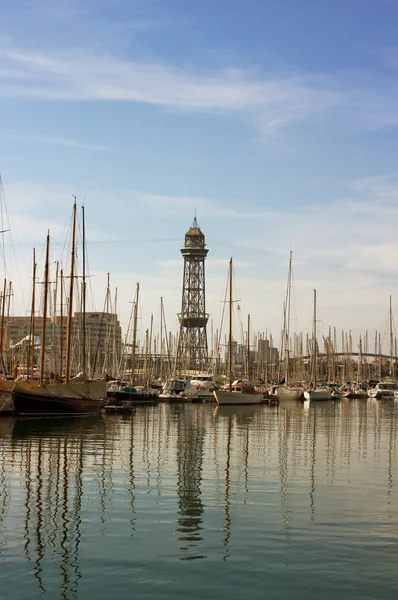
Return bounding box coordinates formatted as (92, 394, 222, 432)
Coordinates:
(369, 390, 395, 399)
(13, 390, 105, 416)
(304, 389, 332, 401)
(343, 391, 368, 398)
(158, 393, 193, 402)
(276, 387, 304, 401)
(213, 390, 264, 405)
(107, 390, 158, 403)
(12, 381, 107, 417)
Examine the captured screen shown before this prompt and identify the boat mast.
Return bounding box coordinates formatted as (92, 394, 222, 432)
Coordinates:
(161, 298, 172, 378)
(358, 334, 363, 383)
(160, 296, 163, 380)
(60, 269, 63, 379)
(131, 282, 139, 386)
(112, 287, 118, 378)
(285, 250, 292, 385)
(143, 328, 149, 383)
(52, 262, 59, 379)
(81, 204, 86, 378)
(148, 313, 153, 382)
(228, 258, 233, 391)
(246, 314, 250, 379)
(30, 249, 36, 380)
(389, 295, 394, 378)
(65, 199, 77, 383)
(311, 289, 317, 388)
(0, 278, 6, 375)
(39, 231, 50, 386)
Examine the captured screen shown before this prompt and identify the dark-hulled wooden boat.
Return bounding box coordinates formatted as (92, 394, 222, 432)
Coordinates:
(12, 380, 107, 417)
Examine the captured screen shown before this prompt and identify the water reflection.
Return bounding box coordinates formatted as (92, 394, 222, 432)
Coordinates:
(176, 406, 205, 560)
(0, 399, 396, 599)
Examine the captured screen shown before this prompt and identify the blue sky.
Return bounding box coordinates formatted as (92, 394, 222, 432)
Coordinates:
(1, 0, 398, 352)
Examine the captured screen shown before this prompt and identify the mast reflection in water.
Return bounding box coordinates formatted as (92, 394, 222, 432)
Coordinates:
(0, 400, 397, 600)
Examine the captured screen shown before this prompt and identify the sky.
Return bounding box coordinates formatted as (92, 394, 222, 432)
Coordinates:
(1, 0, 398, 353)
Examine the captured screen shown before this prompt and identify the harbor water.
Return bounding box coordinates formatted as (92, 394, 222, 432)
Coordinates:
(0, 399, 397, 599)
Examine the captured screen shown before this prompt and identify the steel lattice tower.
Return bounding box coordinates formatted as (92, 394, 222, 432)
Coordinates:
(177, 217, 209, 372)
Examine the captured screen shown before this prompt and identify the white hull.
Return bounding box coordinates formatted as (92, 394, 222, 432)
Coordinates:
(276, 387, 303, 401)
(369, 390, 395, 399)
(213, 390, 264, 405)
(304, 389, 332, 401)
(343, 390, 368, 398)
(158, 393, 193, 402)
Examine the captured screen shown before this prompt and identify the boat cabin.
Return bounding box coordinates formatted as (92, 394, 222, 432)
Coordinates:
(231, 379, 257, 394)
(161, 380, 187, 395)
(190, 374, 215, 389)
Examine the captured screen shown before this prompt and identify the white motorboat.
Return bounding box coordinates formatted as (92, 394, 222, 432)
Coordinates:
(369, 381, 398, 399)
(158, 379, 197, 401)
(213, 379, 265, 405)
(189, 373, 217, 398)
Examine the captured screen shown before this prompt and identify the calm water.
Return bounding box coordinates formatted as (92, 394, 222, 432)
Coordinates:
(0, 400, 397, 600)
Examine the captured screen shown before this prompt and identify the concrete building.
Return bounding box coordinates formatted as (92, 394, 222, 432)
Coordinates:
(5, 311, 122, 378)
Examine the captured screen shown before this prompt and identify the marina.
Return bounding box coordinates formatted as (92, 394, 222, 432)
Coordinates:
(0, 204, 398, 413)
(2, 2, 398, 599)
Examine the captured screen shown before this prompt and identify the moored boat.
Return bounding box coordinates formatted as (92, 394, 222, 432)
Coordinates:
(189, 373, 217, 398)
(107, 383, 158, 403)
(12, 203, 108, 417)
(214, 379, 265, 405)
(304, 290, 331, 402)
(12, 380, 107, 416)
(158, 379, 197, 401)
(304, 388, 332, 401)
(342, 386, 368, 398)
(369, 381, 398, 399)
(276, 386, 304, 401)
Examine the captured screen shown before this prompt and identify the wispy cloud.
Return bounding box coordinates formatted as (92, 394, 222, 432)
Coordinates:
(0, 45, 316, 111)
(1, 43, 398, 134)
(347, 175, 398, 198)
(6, 132, 127, 153)
(4, 176, 398, 344)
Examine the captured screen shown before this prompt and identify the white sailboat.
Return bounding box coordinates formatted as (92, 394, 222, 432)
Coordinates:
(213, 258, 264, 406)
(304, 290, 331, 401)
(370, 296, 397, 399)
(276, 250, 303, 401)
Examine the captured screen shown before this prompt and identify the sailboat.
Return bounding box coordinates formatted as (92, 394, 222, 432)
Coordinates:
(371, 296, 398, 399)
(12, 203, 107, 416)
(276, 251, 303, 401)
(0, 175, 18, 413)
(107, 283, 159, 404)
(213, 258, 265, 406)
(303, 290, 331, 401)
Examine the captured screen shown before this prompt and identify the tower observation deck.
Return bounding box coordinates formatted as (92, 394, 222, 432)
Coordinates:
(177, 217, 209, 372)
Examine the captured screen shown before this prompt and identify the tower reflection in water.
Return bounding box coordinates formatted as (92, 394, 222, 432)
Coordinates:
(175, 405, 205, 560)
(0, 399, 396, 598)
